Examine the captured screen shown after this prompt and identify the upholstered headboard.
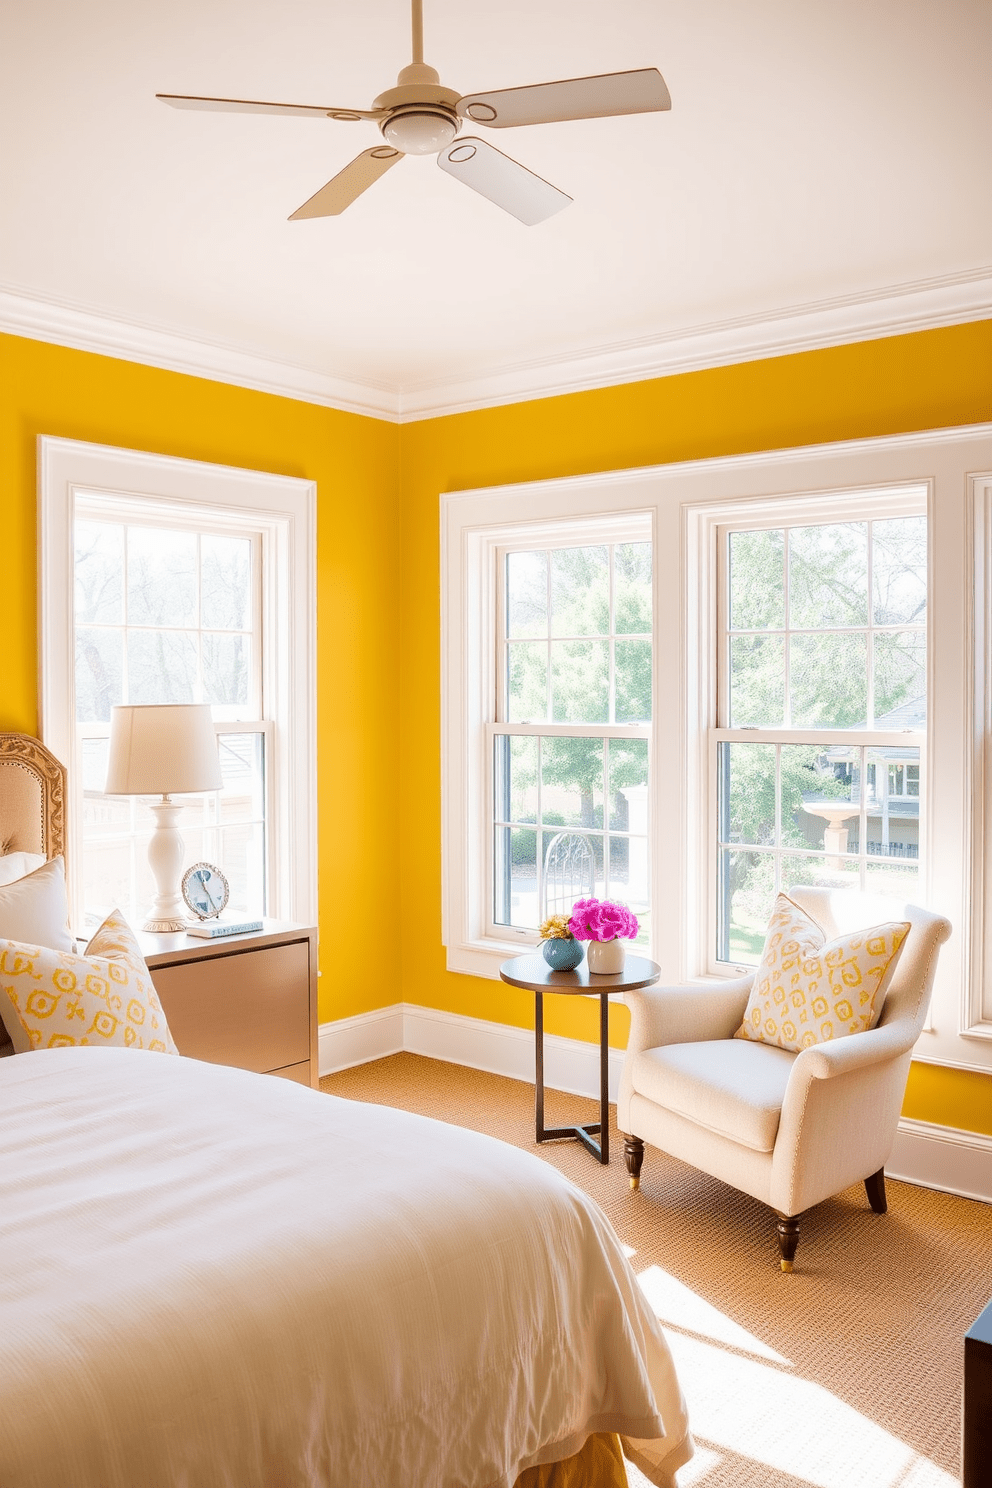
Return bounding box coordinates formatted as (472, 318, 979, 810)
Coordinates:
(0, 733, 66, 861)
(0, 733, 68, 1059)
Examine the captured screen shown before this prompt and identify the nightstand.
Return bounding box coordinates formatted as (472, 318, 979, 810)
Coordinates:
(135, 921, 318, 1087)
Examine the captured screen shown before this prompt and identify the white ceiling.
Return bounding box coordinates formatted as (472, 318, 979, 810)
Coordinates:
(2, 0, 990, 419)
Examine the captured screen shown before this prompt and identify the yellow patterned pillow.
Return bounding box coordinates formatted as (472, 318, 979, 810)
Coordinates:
(735, 893, 910, 1052)
(0, 909, 178, 1056)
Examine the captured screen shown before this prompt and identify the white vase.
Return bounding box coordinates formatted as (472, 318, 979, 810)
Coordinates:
(587, 938, 626, 975)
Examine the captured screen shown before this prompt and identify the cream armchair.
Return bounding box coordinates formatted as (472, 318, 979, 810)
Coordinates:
(618, 889, 952, 1270)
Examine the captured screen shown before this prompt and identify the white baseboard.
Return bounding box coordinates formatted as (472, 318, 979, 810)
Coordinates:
(319, 1002, 624, 1101)
(319, 1006, 991, 1203)
(317, 1004, 404, 1074)
(888, 1117, 992, 1204)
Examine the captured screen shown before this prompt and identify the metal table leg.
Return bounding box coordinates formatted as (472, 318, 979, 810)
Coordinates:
(534, 990, 610, 1164)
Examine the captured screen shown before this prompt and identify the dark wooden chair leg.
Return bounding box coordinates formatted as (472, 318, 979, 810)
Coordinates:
(864, 1167, 887, 1214)
(776, 1215, 800, 1272)
(623, 1135, 645, 1191)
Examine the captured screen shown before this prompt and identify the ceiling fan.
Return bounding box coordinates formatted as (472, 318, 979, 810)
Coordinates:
(157, 0, 671, 226)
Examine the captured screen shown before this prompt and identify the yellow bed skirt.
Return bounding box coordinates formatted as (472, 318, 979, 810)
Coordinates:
(515, 1433, 628, 1488)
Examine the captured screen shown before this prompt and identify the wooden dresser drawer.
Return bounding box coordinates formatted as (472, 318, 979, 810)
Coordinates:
(151, 939, 311, 1075)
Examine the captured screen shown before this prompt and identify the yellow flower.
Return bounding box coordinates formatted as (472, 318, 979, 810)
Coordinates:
(539, 913, 573, 940)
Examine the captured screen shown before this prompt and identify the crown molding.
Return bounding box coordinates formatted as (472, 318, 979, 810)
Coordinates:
(0, 285, 397, 421)
(395, 266, 992, 421)
(1, 268, 989, 427)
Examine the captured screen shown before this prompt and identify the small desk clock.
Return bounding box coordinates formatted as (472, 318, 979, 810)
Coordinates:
(181, 862, 230, 921)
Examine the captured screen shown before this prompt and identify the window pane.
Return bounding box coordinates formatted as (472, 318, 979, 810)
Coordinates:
(780, 852, 860, 897)
(550, 639, 608, 722)
(789, 523, 868, 628)
(607, 833, 648, 937)
(614, 543, 652, 635)
(864, 860, 920, 898)
(127, 527, 197, 626)
(507, 641, 547, 722)
(80, 837, 137, 930)
(203, 633, 250, 707)
(75, 521, 123, 624)
(201, 535, 251, 630)
(718, 849, 775, 965)
(730, 634, 785, 727)
(217, 733, 265, 823)
(873, 516, 927, 626)
(506, 551, 547, 639)
(541, 736, 604, 829)
(615, 638, 652, 723)
(782, 745, 860, 854)
(865, 747, 920, 862)
(494, 735, 537, 825)
(543, 830, 598, 916)
(874, 631, 926, 726)
(493, 824, 538, 930)
(790, 633, 867, 727)
(75, 628, 123, 722)
(218, 822, 266, 913)
(720, 742, 776, 846)
(127, 630, 198, 704)
(609, 740, 648, 830)
(729, 529, 784, 631)
(550, 547, 608, 637)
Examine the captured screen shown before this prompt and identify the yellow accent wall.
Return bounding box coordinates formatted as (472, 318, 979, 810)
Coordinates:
(2, 319, 991, 1137)
(0, 331, 401, 1028)
(398, 320, 992, 1137)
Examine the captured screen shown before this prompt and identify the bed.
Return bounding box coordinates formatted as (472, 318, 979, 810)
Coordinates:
(0, 733, 693, 1488)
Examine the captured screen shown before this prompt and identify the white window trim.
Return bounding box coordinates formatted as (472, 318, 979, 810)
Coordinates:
(442, 423, 992, 1082)
(442, 494, 662, 981)
(703, 484, 929, 978)
(39, 436, 317, 930)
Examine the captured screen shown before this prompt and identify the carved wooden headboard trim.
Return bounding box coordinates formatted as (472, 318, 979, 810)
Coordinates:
(0, 733, 67, 861)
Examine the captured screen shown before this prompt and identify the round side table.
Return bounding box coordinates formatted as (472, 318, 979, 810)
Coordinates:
(498, 952, 661, 1165)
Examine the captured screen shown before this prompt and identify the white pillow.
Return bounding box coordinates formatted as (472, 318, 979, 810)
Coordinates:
(0, 858, 75, 1050)
(0, 852, 46, 887)
(0, 857, 74, 952)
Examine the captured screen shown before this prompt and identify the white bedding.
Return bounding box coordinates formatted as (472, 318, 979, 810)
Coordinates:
(0, 1049, 692, 1488)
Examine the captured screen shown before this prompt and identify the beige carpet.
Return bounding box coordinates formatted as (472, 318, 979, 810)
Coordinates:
(321, 1054, 991, 1488)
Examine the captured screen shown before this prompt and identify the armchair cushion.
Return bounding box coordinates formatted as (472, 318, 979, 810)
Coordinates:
(735, 893, 910, 1053)
(628, 1039, 796, 1152)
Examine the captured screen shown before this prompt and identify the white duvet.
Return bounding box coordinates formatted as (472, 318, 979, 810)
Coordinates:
(0, 1049, 692, 1488)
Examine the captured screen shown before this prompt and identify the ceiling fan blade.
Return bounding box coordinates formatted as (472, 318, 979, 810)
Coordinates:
(288, 147, 402, 219)
(456, 67, 670, 128)
(156, 93, 385, 122)
(437, 138, 570, 226)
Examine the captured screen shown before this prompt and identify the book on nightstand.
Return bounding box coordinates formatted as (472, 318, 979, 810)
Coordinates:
(186, 918, 264, 939)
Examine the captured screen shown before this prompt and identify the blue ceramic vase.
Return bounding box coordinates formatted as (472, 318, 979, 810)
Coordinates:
(541, 937, 584, 971)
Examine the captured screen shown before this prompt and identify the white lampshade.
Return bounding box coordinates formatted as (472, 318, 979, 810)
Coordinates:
(105, 704, 222, 796)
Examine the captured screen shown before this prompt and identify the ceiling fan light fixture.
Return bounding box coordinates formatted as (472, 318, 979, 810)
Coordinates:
(381, 107, 458, 155)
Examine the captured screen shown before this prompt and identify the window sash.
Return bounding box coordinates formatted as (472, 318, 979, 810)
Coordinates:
(485, 722, 650, 942)
(40, 437, 316, 932)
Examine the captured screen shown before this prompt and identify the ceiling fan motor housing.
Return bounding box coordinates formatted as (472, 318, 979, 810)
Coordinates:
(374, 66, 462, 155)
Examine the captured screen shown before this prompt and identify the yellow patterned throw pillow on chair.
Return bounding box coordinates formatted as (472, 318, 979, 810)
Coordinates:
(734, 892, 910, 1052)
(0, 909, 178, 1055)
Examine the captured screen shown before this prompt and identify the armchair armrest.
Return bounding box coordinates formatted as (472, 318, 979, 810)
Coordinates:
(624, 975, 754, 1054)
(796, 1018, 918, 1081)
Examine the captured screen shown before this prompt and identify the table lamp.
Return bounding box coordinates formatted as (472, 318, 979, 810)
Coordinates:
(105, 703, 223, 932)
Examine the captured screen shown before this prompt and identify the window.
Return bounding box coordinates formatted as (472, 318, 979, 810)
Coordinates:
(73, 503, 269, 928)
(492, 539, 651, 943)
(40, 438, 316, 932)
(441, 486, 656, 980)
(714, 505, 927, 966)
(443, 427, 991, 1086)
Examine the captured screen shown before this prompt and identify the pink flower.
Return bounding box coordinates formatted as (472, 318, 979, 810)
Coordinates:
(567, 897, 638, 942)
